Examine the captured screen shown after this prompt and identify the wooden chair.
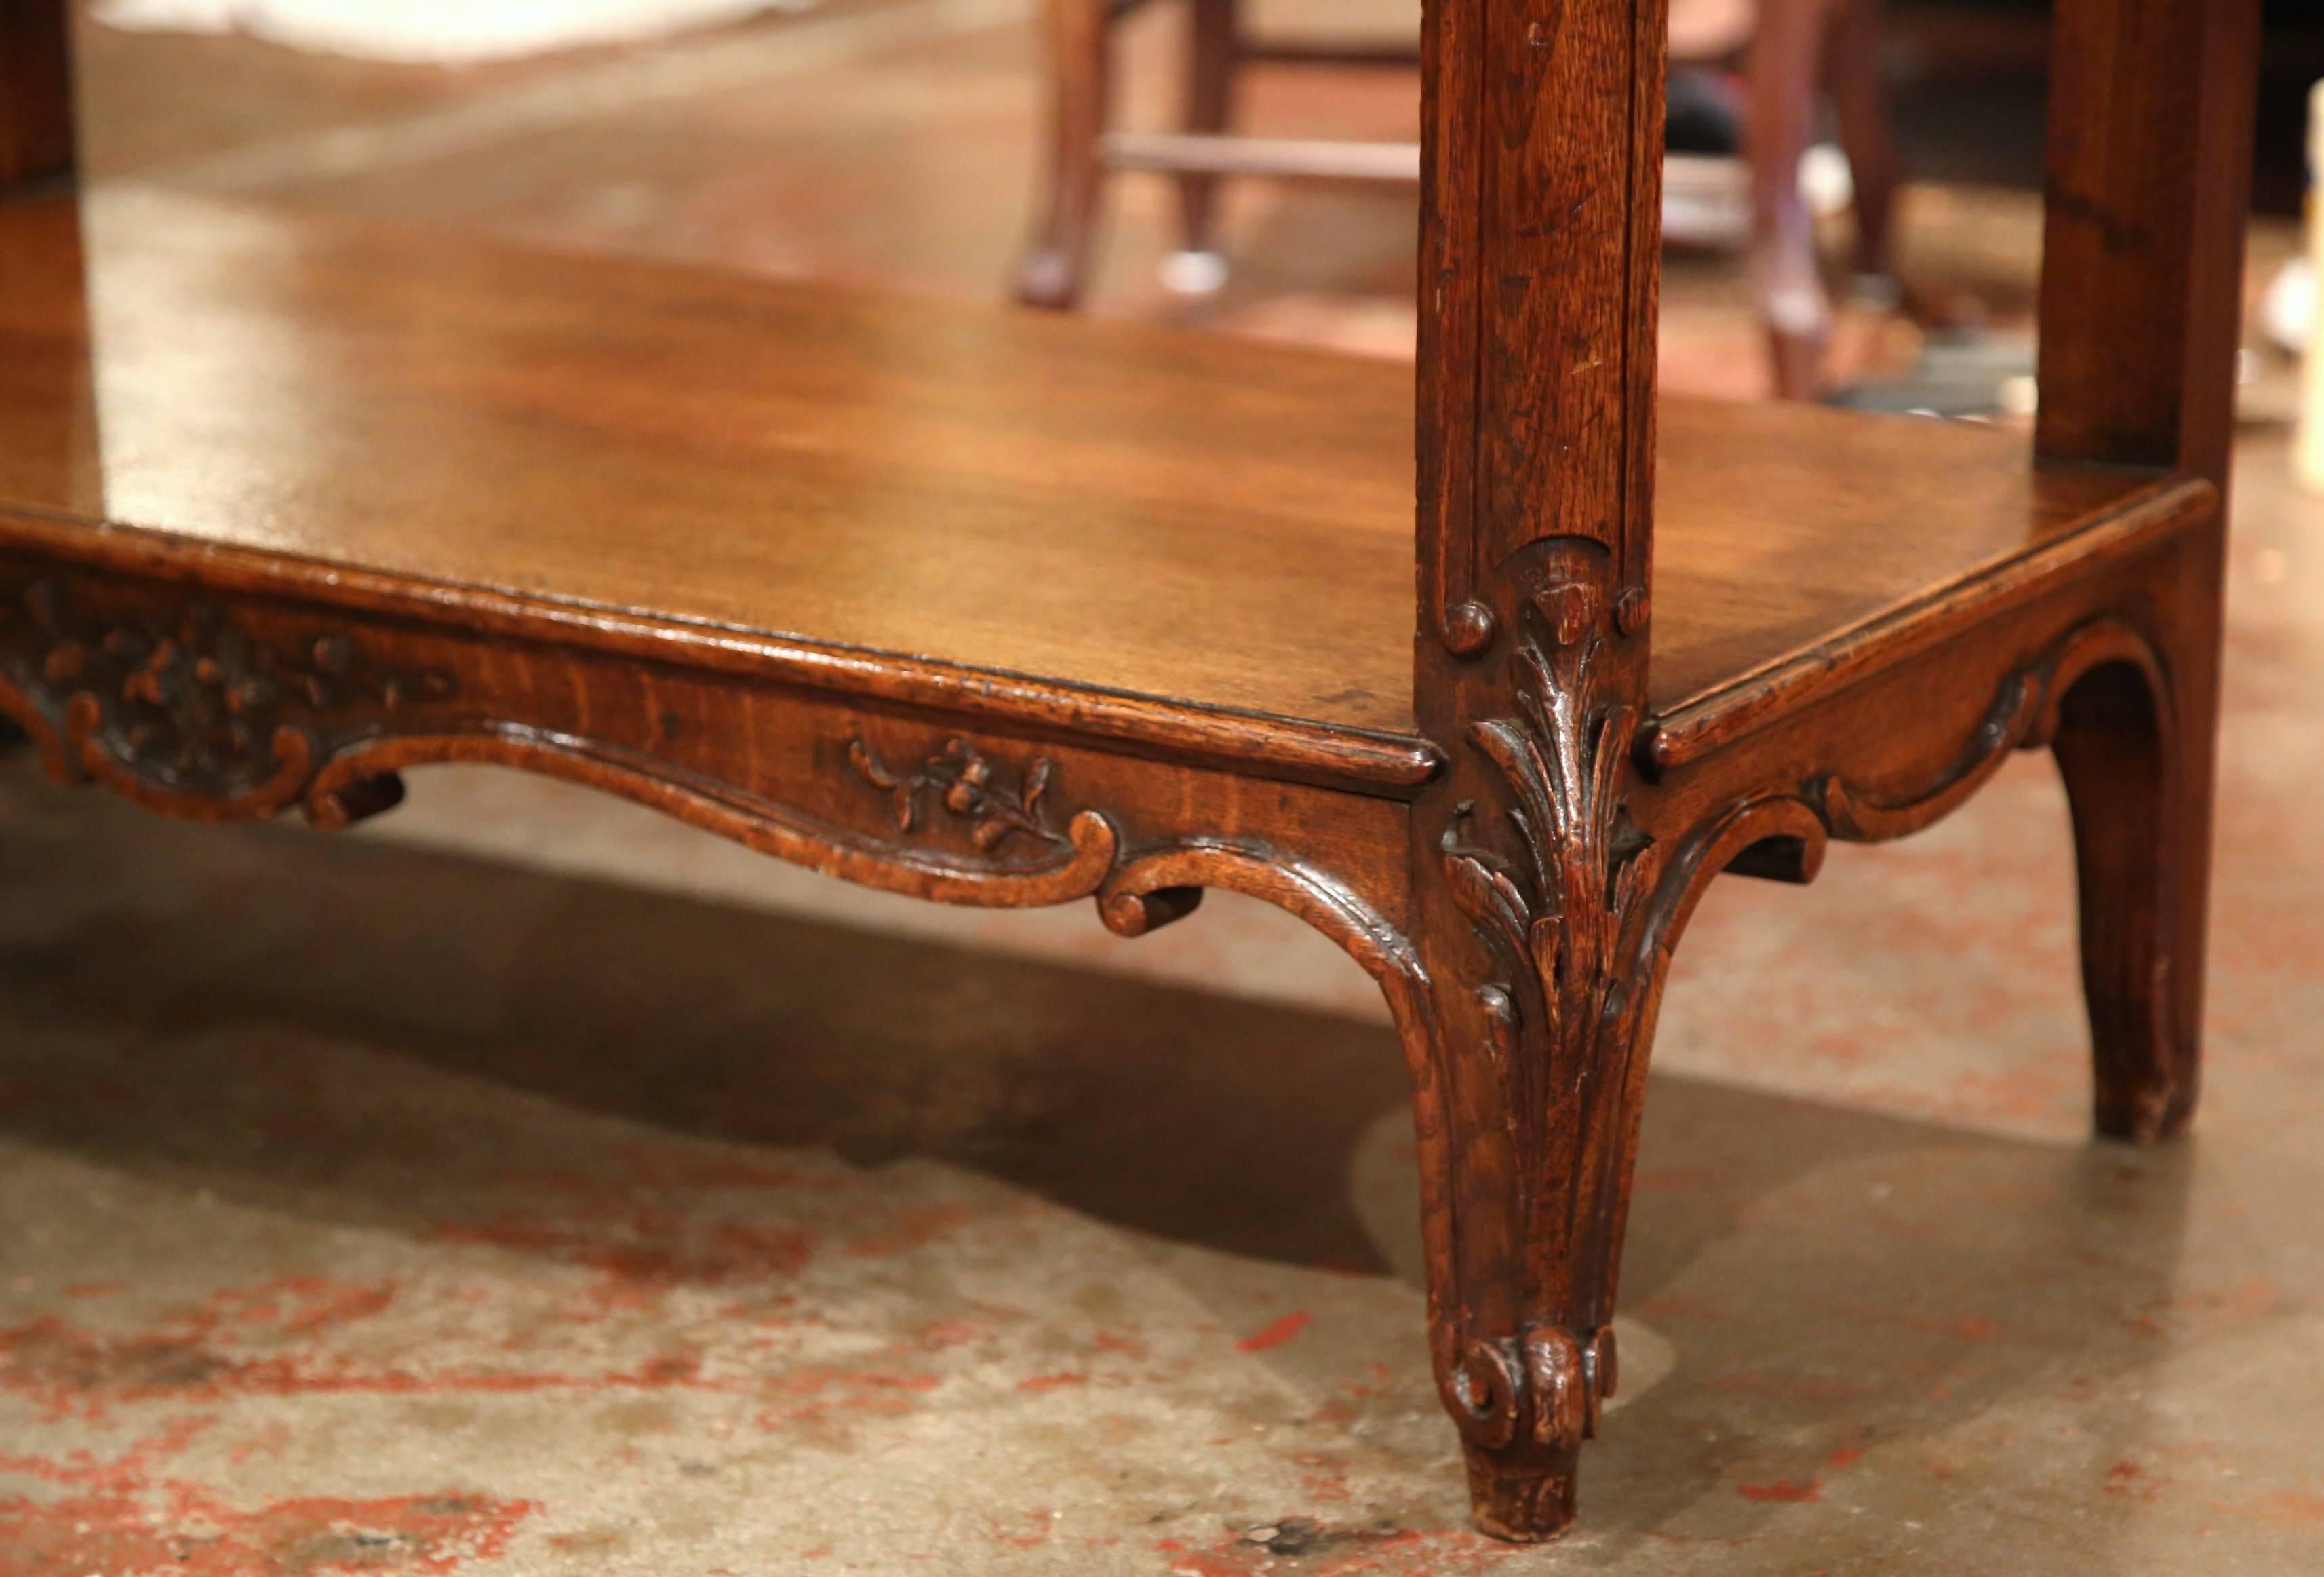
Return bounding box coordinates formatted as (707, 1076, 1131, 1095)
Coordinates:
(0, 0, 2258, 1540)
(1013, 0, 1901, 397)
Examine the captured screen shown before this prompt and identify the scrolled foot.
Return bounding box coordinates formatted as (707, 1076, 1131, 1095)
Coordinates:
(1464, 1442, 1581, 1542)
(1442, 1325, 1617, 1541)
(2051, 651, 2205, 1148)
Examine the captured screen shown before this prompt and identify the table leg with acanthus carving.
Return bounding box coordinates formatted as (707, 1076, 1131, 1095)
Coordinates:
(1396, 575, 1833, 1538)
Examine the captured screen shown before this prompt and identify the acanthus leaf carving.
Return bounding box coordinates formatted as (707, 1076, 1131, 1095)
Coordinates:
(1439, 581, 1655, 1095)
(1430, 577, 1655, 1453)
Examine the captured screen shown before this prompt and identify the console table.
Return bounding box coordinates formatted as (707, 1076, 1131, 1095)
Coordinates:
(0, 0, 2257, 1540)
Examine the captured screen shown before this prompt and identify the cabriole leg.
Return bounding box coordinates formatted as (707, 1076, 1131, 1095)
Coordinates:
(1406, 851, 1670, 1539)
(2053, 621, 2214, 1142)
(1400, 591, 1714, 1540)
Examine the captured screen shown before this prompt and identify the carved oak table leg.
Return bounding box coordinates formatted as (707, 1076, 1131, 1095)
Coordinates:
(1396, 583, 1638, 1538)
(1415, 599, 1642, 1536)
(2051, 593, 2212, 1142)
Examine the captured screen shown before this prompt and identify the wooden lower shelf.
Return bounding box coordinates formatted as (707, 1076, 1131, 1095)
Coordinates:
(0, 184, 2194, 785)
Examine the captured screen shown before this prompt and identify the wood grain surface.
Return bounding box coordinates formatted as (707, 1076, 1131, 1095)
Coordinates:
(0, 185, 2184, 742)
(0, 0, 2262, 1535)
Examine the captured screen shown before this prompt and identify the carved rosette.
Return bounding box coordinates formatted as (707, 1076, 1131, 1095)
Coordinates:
(0, 578, 452, 818)
(1432, 579, 1657, 1454)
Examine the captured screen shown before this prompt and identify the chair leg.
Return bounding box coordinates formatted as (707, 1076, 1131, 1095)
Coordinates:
(1173, 0, 1236, 277)
(1746, 0, 1838, 398)
(1822, 0, 1899, 280)
(1015, 0, 1113, 309)
(2052, 637, 2213, 1142)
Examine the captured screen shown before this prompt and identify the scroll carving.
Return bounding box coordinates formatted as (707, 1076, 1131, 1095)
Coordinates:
(0, 577, 1141, 910)
(1813, 616, 2169, 844)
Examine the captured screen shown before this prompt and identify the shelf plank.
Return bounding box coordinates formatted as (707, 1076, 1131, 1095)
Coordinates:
(0, 187, 1423, 752)
(0, 186, 2182, 773)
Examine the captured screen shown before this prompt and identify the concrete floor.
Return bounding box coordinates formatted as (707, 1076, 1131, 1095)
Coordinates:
(6, 3, 2324, 1572)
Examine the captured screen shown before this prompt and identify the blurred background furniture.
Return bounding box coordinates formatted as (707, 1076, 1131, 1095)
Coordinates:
(1015, 0, 1899, 397)
(0, 0, 75, 187)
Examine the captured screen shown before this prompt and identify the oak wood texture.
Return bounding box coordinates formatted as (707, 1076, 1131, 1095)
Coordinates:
(2032, 0, 2262, 1142)
(0, 187, 2194, 773)
(1396, 0, 2251, 1536)
(0, 186, 1429, 781)
(0, 0, 2260, 1545)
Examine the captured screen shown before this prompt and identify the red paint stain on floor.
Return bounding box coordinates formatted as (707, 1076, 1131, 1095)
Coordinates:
(1737, 1478, 1823, 1504)
(0, 1484, 534, 1574)
(1152, 1540, 1246, 1577)
(1293, 1452, 1354, 1504)
(222, 1277, 398, 1334)
(2251, 1491, 2324, 1525)
(0, 1427, 534, 1575)
(2208, 1277, 2283, 1319)
(1235, 1312, 1313, 1353)
(753, 1364, 942, 1429)
(991, 1511, 1055, 1550)
(0, 1309, 746, 1421)
(435, 1211, 818, 1289)
(916, 1319, 983, 1350)
(1017, 1370, 1088, 1393)
(3, 1317, 241, 1418)
(2104, 1459, 2161, 1502)
(846, 1203, 981, 1258)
